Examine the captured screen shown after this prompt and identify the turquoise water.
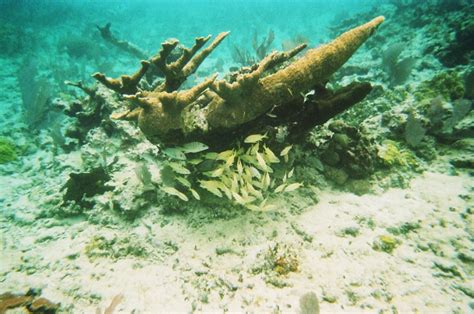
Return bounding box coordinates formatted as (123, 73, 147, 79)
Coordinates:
(0, 0, 377, 76)
(0, 0, 473, 313)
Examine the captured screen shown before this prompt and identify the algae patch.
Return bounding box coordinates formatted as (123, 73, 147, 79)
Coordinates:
(373, 235, 401, 254)
(0, 137, 17, 164)
(84, 235, 149, 260)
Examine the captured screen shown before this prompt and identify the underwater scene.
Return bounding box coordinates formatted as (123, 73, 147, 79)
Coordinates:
(0, 0, 473, 312)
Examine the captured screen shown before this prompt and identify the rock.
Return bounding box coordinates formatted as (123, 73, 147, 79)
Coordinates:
(299, 292, 320, 314)
(321, 150, 340, 166)
(450, 156, 474, 169)
(347, 179, 372, 195)
(433, 260, 464, 279)
(452, 109, 474, 138)
(325, 167, 349, 185)
(452, 138, 474, 151)
(322, 294, 337, 303)
(28, 297, 60, 313)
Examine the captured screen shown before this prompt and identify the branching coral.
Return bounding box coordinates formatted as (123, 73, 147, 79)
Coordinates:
(93, 16, 385, 146)
(96, 22, 148, 60)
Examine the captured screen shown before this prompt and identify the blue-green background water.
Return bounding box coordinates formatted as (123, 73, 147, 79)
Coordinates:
(0, 0, 378, 82)
(0, 1, 473, 312)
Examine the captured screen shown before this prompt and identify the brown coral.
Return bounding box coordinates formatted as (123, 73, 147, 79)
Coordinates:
(94, 16, 385, 146)
(0, 290, 59, 314)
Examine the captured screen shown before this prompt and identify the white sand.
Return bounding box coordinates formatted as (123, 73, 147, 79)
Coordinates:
(1, 169, 472, 313)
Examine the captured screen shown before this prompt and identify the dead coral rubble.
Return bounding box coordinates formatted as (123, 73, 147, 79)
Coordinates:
(93, 17, 385, 146)
(59, 81, 113, 144)
(0, 289, 59, 313)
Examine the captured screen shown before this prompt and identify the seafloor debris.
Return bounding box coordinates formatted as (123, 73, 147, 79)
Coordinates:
(0, 289, 59, 313)
(62, 166, 113, 206)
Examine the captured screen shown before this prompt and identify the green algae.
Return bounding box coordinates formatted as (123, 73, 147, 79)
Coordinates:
(373, 235, 401, 254)
(377, 140, 419, 169)
(387, 222, 421, 236)
(415, 71, 465, 102)
(84, 235, 148, 260)
(0, 137, 17, 164)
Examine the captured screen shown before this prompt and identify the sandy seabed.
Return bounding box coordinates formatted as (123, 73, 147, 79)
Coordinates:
(1, 168, 472, 313)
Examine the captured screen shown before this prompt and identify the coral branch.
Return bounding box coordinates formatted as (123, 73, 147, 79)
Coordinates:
(151, 32, 229, 92)
(182, 32, 229, 77)
(108, 16, 384, 145)
(96, 23, 148, 59)
(92, 60, 150, 95)
(168, 35, 211, 73)
(205, 16, 384, 130)
(212, 43, 307, 99)
(150, 39, 179, 76)
(177, 74, 218, 106)
(65, 80, 96, 97)
(287, 82, 373, 137)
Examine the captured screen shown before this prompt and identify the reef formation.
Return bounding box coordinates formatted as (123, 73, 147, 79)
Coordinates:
(93, 17, 385, 146)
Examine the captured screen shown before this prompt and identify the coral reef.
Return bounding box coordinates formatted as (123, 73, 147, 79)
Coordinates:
(94, 17, 385, 146)
(434, 14, 474, 67)
(415, 71, 465, 102)
(2, 2, 474, 313)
